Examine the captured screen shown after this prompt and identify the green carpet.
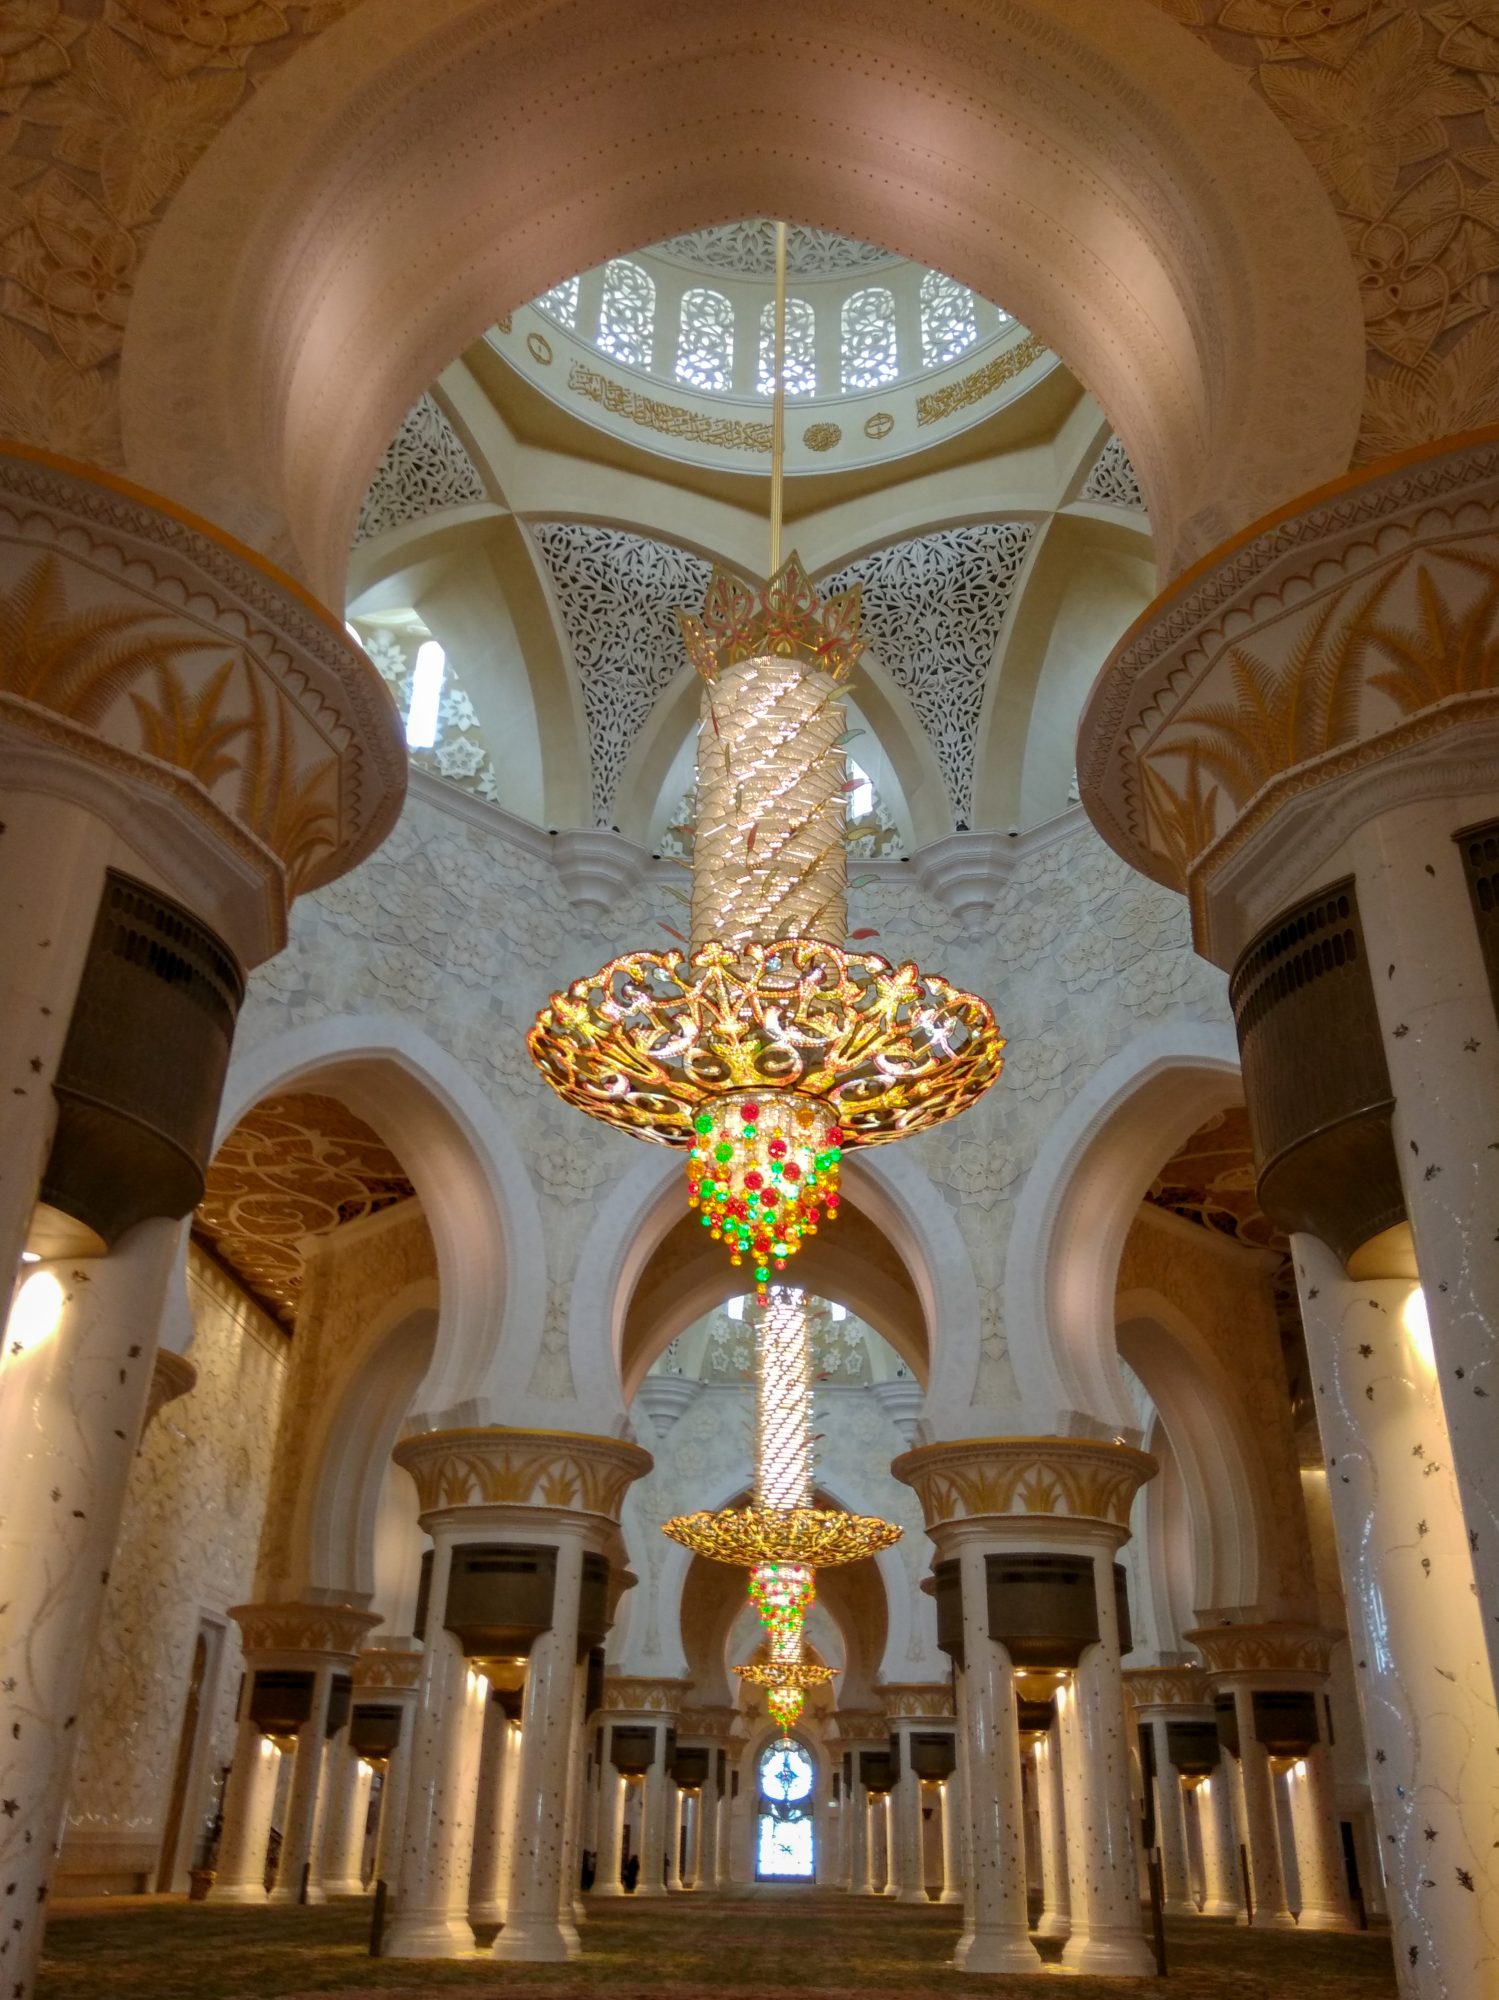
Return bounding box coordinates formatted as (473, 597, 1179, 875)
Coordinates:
(37, 1892, 1397, 1999)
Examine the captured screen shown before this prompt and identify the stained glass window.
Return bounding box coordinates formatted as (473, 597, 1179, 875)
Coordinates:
(534, 275, 580, 329)
(920, 270, 978, 368)
(757, 296, 817, 397)
(841, 286, 899, 391)
(597, 259, 655, 369)
(676, 286, 735, 392)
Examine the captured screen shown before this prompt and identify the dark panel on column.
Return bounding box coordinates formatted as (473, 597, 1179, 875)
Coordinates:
(41, 871, 245, 1246)
(934, 1559, 964, 1666)
(672, 1747, 710, 1788)
(1138, 1723, 1157, 1851)
(444, 1543, 556, 1658)
(349, 1704, 402, 1757)
(909, 1732, 957, 1780)
(1214, 1695, 1240, 1760)
(1165, 1721, 1221, 1776)
(325, 1674, 353, 1737)
(1456, 818, 1499, 1026)
(859, 1748, 896, 1794)
(985, 1553, 1099, 1668)
(413, 1549, 434, 1642)
(1113, 1563, 1132, 1656)
(609, 1726, 656, 1774)
(578, 1556, 611, 1654)
(1251, 1690, 1319, 1756)
(584, 1645, 606, 1719)
(1229, 878, 1404, 1264)
(248, 1669, 315, 1733)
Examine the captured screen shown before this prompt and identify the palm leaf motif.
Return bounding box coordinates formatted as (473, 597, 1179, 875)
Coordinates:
(129, 657, 252, 789)
(0, 552, 203, 727)
(1141, 751, 1220, 876)
(1364, 555, 1499, 712)
(1164, 570, 1396, 809)
(238, 667, 338, 889)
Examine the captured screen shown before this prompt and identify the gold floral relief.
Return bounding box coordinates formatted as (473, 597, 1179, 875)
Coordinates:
(351, 1647, 423, 1690)
(892, 1437, 1156, 1531)
(1123, 1666, 1211, 1708)
(394, 1428, 653, 1521)
(1186, 1620, 1337, 1677)
(230, 1599, 381, 1659)
(602, 1677, 691, 1713)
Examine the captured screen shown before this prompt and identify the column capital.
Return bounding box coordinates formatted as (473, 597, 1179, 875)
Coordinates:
(880, 1683, 956, 1721)
(827, 1709, 891, 1744)
(1077, 425, 1499, 965)
(228, 1599, 382, 1666)
(0, 443, 406, 965)
(351, 1646, 425, 1692)
(600, 1676, 691, 1715)
(1185, 1620, 1339, 1686)
(392, 1425, 653, 1524)
(1122, 1666, 1213, 1716)
(675, 1704, 743, 1741)
(891, 1434, 1156, 1543)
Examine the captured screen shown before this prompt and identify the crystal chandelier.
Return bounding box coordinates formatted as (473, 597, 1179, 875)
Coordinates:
(528, 222, 1007, 1718)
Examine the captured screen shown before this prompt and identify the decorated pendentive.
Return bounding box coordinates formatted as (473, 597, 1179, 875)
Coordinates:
(527, 223, 1007, 1719)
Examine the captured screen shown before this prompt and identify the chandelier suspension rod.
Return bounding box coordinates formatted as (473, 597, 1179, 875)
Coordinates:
(770, 218, 787, 576)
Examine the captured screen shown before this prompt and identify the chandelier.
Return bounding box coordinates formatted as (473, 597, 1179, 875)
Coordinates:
(528, 221, 1007, 1722)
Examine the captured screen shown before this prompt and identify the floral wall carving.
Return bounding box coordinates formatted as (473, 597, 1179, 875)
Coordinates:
(823, 522, 1036, 827)
(64, 1248, 288, 1871)
(354, 392, 486, 544)
(530, 522, 711, 828)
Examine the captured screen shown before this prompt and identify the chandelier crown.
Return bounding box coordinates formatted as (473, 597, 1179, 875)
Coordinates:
(676, 553, 864, 684)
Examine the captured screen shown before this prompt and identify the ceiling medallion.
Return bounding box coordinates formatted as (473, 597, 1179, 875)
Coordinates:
(528, 222, 1006, 1722)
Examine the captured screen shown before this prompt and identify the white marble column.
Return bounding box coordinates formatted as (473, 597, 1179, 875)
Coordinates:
(369, 1689, 420, 1897)
(638, 1734, 671, 1897)
(556, 1655, 588, 1940)
(320, 1738, 371, 1896)
(1288, 1746, 1356, 1931)
(268, 1664, 335, 1905)
(208, 1714, 281, 1903)
(493, 1531, 585, 1962)
(1146, 1716, 1196, 1916)
(847, 1777, 870, 1895)
(1057, 1545, 1153, 1976)
(0, 1218, 182, 1981)
(384, 1531, 486, 1958)
(685, 1787, 704, 1888)
(469, 1692, 510, 1927)
(876, 1792, 894, 1894)
(1227, 1687, 1294, 1929)
(938, 1770, 964, 1905)
(715, 1765, 735, 1886)
(666, 1785, 686, 1891)
(1293, 1243, 1499, 1994)
(593, 1757, 627, 1897)
(1034, 1719, 1070, 1939)
(1196, 1760, 1242, 1917)
(697, 1771, 720, 1890)
(953, 1539, 1042, 1972)
(889, 1750, 925, 1903)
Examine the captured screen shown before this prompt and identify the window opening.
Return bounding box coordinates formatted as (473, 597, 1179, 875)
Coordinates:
(757, 1736, 815, 1880)
(676, 287, 735, 392)
(841, 286, 899, 391)
(919, 270, 978, 368)
(405, 639, 446, 749)
(757, 296, 817, 397)
(597, 259, 656, 369)
(534, 275, 580, 329)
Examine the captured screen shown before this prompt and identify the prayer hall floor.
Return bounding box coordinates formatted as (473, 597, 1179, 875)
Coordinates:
(37, 1890, 1398, 1999)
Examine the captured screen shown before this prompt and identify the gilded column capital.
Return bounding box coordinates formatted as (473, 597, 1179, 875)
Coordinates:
(229, 1600, 382, 1665)
(601, 1676, 692, 1714)
(392, 1425, 653, 1522)
(676, 1704, 743, 1741)
(0, 444, 406, 963)
(1077, 427, 1499, 963)
(827, 1709, 891, 1744)
(891, 1434, 1156, 1538)
(1186, 1621, 1339, 1684)
(350, 1647, 424, 1693)
(1123, 1666, 1213, 1714)
(881, 1683, 956, 1721)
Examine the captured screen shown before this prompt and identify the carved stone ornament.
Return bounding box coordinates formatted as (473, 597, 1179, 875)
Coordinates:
(891, 1436, 1156, 1534)
(1122, 1666, 1211, 1713)
(1185, 1621, 1339, 1682)
(393, 1426, 653, 1520)
(351, 1648, 425, 1692)
(675, 1704, 742, 1740)
(0, 445, 406, 949)
(229, 1601, 383, 1663)
(826, 1708, 890, 1743)
(880, 1682, 956, 1720)
(1078, 430, 1499, 946)
(601, 1676, 692, 1714)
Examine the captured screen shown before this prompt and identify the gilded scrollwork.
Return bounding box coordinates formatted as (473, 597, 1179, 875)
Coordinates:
(891, 1436, 1157, 1532)
(229, 1599, 382, 1660)
(394, 1426, 653, 1521)
(1185, 1620, 1338, 1678)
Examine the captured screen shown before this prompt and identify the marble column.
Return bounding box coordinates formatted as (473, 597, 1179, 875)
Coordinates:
(847, 1775, 870, 1895)
(666, 1784, 686, 1891)
(320, 1737, 371, 1897)
(639, 1726, 672, 1897)
(1293, 1244, 1499, 1991)
(494, 1532, 585, 1961)
(938, 1769, 964, 1906)
(1120, 1684, 1200, 1919)
(1287, 1744, 1356, 1931)
(353, 1654, 423, 1897)
(1034, 1717, 1071, 1939)
(592, 1756, 627, 1897)
(1195, 1761, 1242, 1918)
(383, 1528, 488, 1959)
(685, 1788, 704, 1888)
(875, 1792, 894, 1895)
(268, 1663, 336, 1906)
(887, 1738, 926, 1903)
(469, 1691, 513, 1927)
(1206, 1673, 1295, 1929)
(208, 1708, 283, 1902)
(696, 1772, 719, 1890)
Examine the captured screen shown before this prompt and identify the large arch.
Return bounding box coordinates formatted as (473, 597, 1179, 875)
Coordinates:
(1003, 1020, 1243, 1434)
(215, 1012, 550, 1429)
(121, 0, 1361, 602)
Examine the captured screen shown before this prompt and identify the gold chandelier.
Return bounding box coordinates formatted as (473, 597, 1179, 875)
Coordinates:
(528, 220, 1007, 1722)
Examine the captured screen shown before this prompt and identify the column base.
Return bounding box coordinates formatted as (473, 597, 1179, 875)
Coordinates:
(634, 1881, 668, 1898)
(1162, 1896, 1199, 1917)
(323, 1877, 365, 1897)
(956, 1927, 1045, 1974)
(469, 1900, 504, 1927)
(588, 1881, 626, 1898)
(937, 1887, 963, 1905)
(896, 1887, 928, 1904)
(491, 1916, 581, 1962)
(382, 1915, 476, 1958)
(1296, 1906, 1357, 1932)
(1061, 1928, 1157, 1976)
(1241, 1909, 1297, 1930)
(267, 1883, 326, 1907)
(1200, 1899, 1239, 1917)
(1035, 1911, 1071, 1938)
(204, 1883, 269, 1905)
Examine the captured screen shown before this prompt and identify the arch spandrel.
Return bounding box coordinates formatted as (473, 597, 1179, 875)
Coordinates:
(121, 0, 1360, 602)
